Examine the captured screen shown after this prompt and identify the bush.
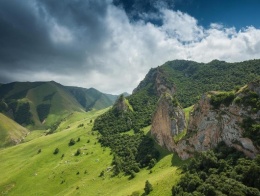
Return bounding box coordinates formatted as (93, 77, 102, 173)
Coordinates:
(144, 180, 153, 195)
(53, 148, 59, 155)
(210, 92, 235, 109)
(69, 138, 76, 146)
(75, 148, 81, 156)
(77, 123, 84, 128)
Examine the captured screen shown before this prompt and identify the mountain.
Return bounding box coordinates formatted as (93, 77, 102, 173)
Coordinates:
(1, 59, 260, 195)
(0, 113, 29, 147)
(136, 59, 260, 107)
(93, 59, 260, 169)
(0, 81, 117, 129)
(65, 86, 117, 111)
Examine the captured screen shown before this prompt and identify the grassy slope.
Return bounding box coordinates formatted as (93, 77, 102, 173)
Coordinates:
(0, 113, 29, 148)
(26, 82, 85, 128)
(0, 110, 183, 196)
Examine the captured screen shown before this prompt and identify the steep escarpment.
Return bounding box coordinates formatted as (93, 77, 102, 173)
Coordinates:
(175, 81, 260, 159)
(151, 93, 186, 151)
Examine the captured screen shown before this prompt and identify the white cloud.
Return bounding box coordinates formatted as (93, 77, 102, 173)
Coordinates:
(75, 5, 260, 94)
(3, 1, 260, 95)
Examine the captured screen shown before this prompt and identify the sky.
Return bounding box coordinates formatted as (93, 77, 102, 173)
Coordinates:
(1, 0, 260, 94)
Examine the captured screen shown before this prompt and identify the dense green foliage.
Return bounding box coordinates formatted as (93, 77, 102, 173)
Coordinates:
(210, 92, 235, 109)
(172, 142, 260, 196)
(14, 102, 32, 125)
(235, 88, 260, 113)
(128, 84, 158, 129)
(144, 180, 153, 195)
(0, 99, 32, 126)
(242, 117, 260, 146)
(161, 59, 260, 107)
(99, 133, 159, 176)
(93, 96, 160, 176)
(37, 104, 51, 122)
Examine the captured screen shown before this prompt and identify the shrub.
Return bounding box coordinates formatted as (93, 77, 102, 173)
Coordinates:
(144, 180, 153, 195)
(75, 148, 81, 156)
(53, 148, 59, 155)
(210, 92, 235, 109)
(69, 138, 76, 146)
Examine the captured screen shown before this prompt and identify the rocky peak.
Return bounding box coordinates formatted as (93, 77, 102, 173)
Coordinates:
(151, 93, 186, 151)
(113, 94, 132, 113)
(155, 70, 176, 96)
(132, 67, 175, 97)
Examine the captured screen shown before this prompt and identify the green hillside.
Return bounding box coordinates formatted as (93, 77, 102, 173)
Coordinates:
(160, 59, 260, 107)
(0, 113, 29, 148)
(0, 110, 183, 196)
(0, 81, 117, 130)
(92, 59, 260, 190)
(65, 86, 117, 111)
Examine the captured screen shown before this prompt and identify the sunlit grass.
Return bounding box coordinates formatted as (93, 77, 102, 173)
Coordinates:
(0, 109, 184, 196)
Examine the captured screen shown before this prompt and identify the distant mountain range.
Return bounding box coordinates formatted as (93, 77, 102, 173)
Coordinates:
(0, 81, 118, 130)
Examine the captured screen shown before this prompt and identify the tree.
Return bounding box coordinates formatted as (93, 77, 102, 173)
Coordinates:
(144, 180, 153, 195)
(75, 148, 81, 156)
(53, 147, 59, 155)
(69, 138, 76, 146)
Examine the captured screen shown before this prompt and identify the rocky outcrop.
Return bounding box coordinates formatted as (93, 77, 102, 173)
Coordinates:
(113, 95, 132, 113)
(133, 68, 175, 97)
(151, 80, 260, 160)
(151, 93, 186, 151)
(175, 87, 260, 159)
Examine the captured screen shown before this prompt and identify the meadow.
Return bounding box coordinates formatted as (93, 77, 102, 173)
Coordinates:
(0, 109, 183, 196)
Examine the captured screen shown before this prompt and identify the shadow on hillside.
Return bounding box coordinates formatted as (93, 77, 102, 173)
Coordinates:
(146, 130, 189, 167)
(171, 153, 187, 167)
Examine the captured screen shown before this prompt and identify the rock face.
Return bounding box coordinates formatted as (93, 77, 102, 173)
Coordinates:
(114, 95, 129, 112)
(150, 69, 186, 151)
(151, 80, 260, 160)
(175, 87, 260, 159)
(151, 94, 186, 151)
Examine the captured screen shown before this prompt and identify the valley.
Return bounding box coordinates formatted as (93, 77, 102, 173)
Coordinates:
(0, 59, 260, 195)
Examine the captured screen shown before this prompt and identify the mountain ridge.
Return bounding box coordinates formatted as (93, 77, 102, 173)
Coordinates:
(0, 81, 118, 130)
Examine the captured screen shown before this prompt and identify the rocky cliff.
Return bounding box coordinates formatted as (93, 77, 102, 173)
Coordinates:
(151, 80, 260, 160)
(151, 93, 186, 151)
(150, 68, 186, 151)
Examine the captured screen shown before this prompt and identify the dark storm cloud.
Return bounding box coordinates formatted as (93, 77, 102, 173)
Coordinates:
(0, 0, 112, 83)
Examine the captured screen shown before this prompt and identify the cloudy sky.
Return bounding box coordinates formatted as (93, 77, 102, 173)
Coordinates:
(1, 0, 260, 94)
